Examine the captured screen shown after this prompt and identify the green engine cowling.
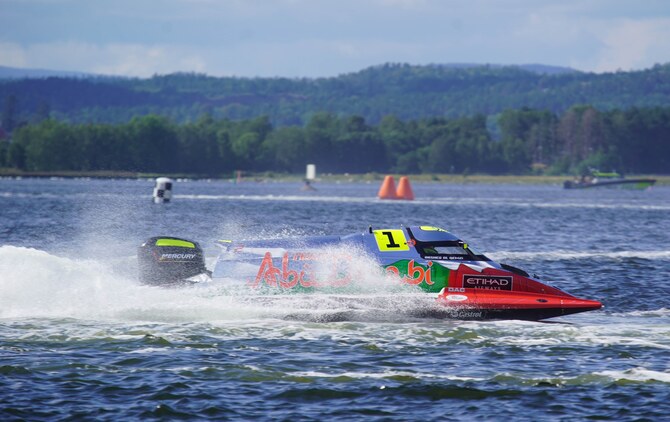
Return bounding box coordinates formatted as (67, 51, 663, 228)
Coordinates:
(137, 237, 208, 285)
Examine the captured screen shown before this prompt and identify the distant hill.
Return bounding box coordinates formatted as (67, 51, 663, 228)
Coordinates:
(0, 63, 578, 80)
(431, 63, 579, 75)
(1, 62, 669, 126)
(0, 65, 94, 79)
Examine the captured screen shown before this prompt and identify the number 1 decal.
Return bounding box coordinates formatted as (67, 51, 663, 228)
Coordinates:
(373, 229, 409, 251)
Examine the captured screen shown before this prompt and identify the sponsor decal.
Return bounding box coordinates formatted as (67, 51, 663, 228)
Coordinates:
(445, 294, 468, 302)
(160, 253, 197, 261)
(452, 310, 483, 319)
(462, 274, 513, 291)
(251, 252, 351, 289)
(448, 287, 466, 293)
(251, 254, 451, 292)
(384, 260, 451, 293)
(385, 260, 433, 286)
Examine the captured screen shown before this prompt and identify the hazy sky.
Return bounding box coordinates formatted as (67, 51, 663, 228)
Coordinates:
(1, 0, 669, 78)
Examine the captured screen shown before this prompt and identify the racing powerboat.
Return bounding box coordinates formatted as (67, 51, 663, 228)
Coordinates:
(137, 225, 602, 321)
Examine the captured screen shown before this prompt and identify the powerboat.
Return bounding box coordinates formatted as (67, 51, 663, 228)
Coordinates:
(564, 171, 655, 189)
(137, 225, 602, 321)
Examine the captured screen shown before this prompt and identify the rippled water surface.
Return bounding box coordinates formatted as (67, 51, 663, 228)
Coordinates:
(1, 178, 669, 420)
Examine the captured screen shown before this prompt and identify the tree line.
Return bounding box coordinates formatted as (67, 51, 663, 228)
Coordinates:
(2, 63, 670, 127)
(1, 105, 668, 176)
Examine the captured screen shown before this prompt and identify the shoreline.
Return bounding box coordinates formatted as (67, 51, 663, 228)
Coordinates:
(0, 169, 668, 186)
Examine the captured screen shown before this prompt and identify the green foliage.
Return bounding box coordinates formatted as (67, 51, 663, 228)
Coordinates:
(126, 115, 178, 172)
(1, 106, 669, 175)
(0, 140, 7, 167)
(2, 94, 18, 131)
(2, 63, 669, 175)
(2, 64, 670, 127)
(13, 119, 80, 171)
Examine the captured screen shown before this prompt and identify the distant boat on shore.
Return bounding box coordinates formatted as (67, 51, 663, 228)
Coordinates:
(563, 171, 656, 190)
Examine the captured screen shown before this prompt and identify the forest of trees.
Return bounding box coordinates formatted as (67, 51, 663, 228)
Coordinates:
(1, 63, 670, 126)
(2, 106, 668, 176)
(1, 63, 668, 176)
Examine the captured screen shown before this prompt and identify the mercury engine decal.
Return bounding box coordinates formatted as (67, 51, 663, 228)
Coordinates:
(159, 253, 197, 261)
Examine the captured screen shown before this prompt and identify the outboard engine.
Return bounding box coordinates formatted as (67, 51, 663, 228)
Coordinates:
(138, 237, 208, 285)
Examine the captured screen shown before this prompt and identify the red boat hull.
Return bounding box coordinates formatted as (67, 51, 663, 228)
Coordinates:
(436, 289, 603, 321)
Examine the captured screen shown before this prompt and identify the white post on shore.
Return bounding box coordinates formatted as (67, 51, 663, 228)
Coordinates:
(306, 164, 316, 181)
(302, 164, 317, 191)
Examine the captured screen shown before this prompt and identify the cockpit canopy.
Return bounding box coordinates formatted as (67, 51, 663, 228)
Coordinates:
(407, 226, 490, 261)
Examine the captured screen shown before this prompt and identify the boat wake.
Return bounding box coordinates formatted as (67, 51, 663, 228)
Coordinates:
(0, 245, 444, 323)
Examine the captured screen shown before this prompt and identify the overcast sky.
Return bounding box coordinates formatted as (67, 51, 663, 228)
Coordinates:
(1, 0, 669, 78)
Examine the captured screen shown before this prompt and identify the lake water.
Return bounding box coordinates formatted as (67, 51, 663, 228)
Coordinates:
(1, 178, 669, 420)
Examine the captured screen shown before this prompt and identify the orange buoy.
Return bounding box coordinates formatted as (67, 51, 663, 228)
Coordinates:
(396, 176, 415, 200)
(378, 175, 399, 199)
